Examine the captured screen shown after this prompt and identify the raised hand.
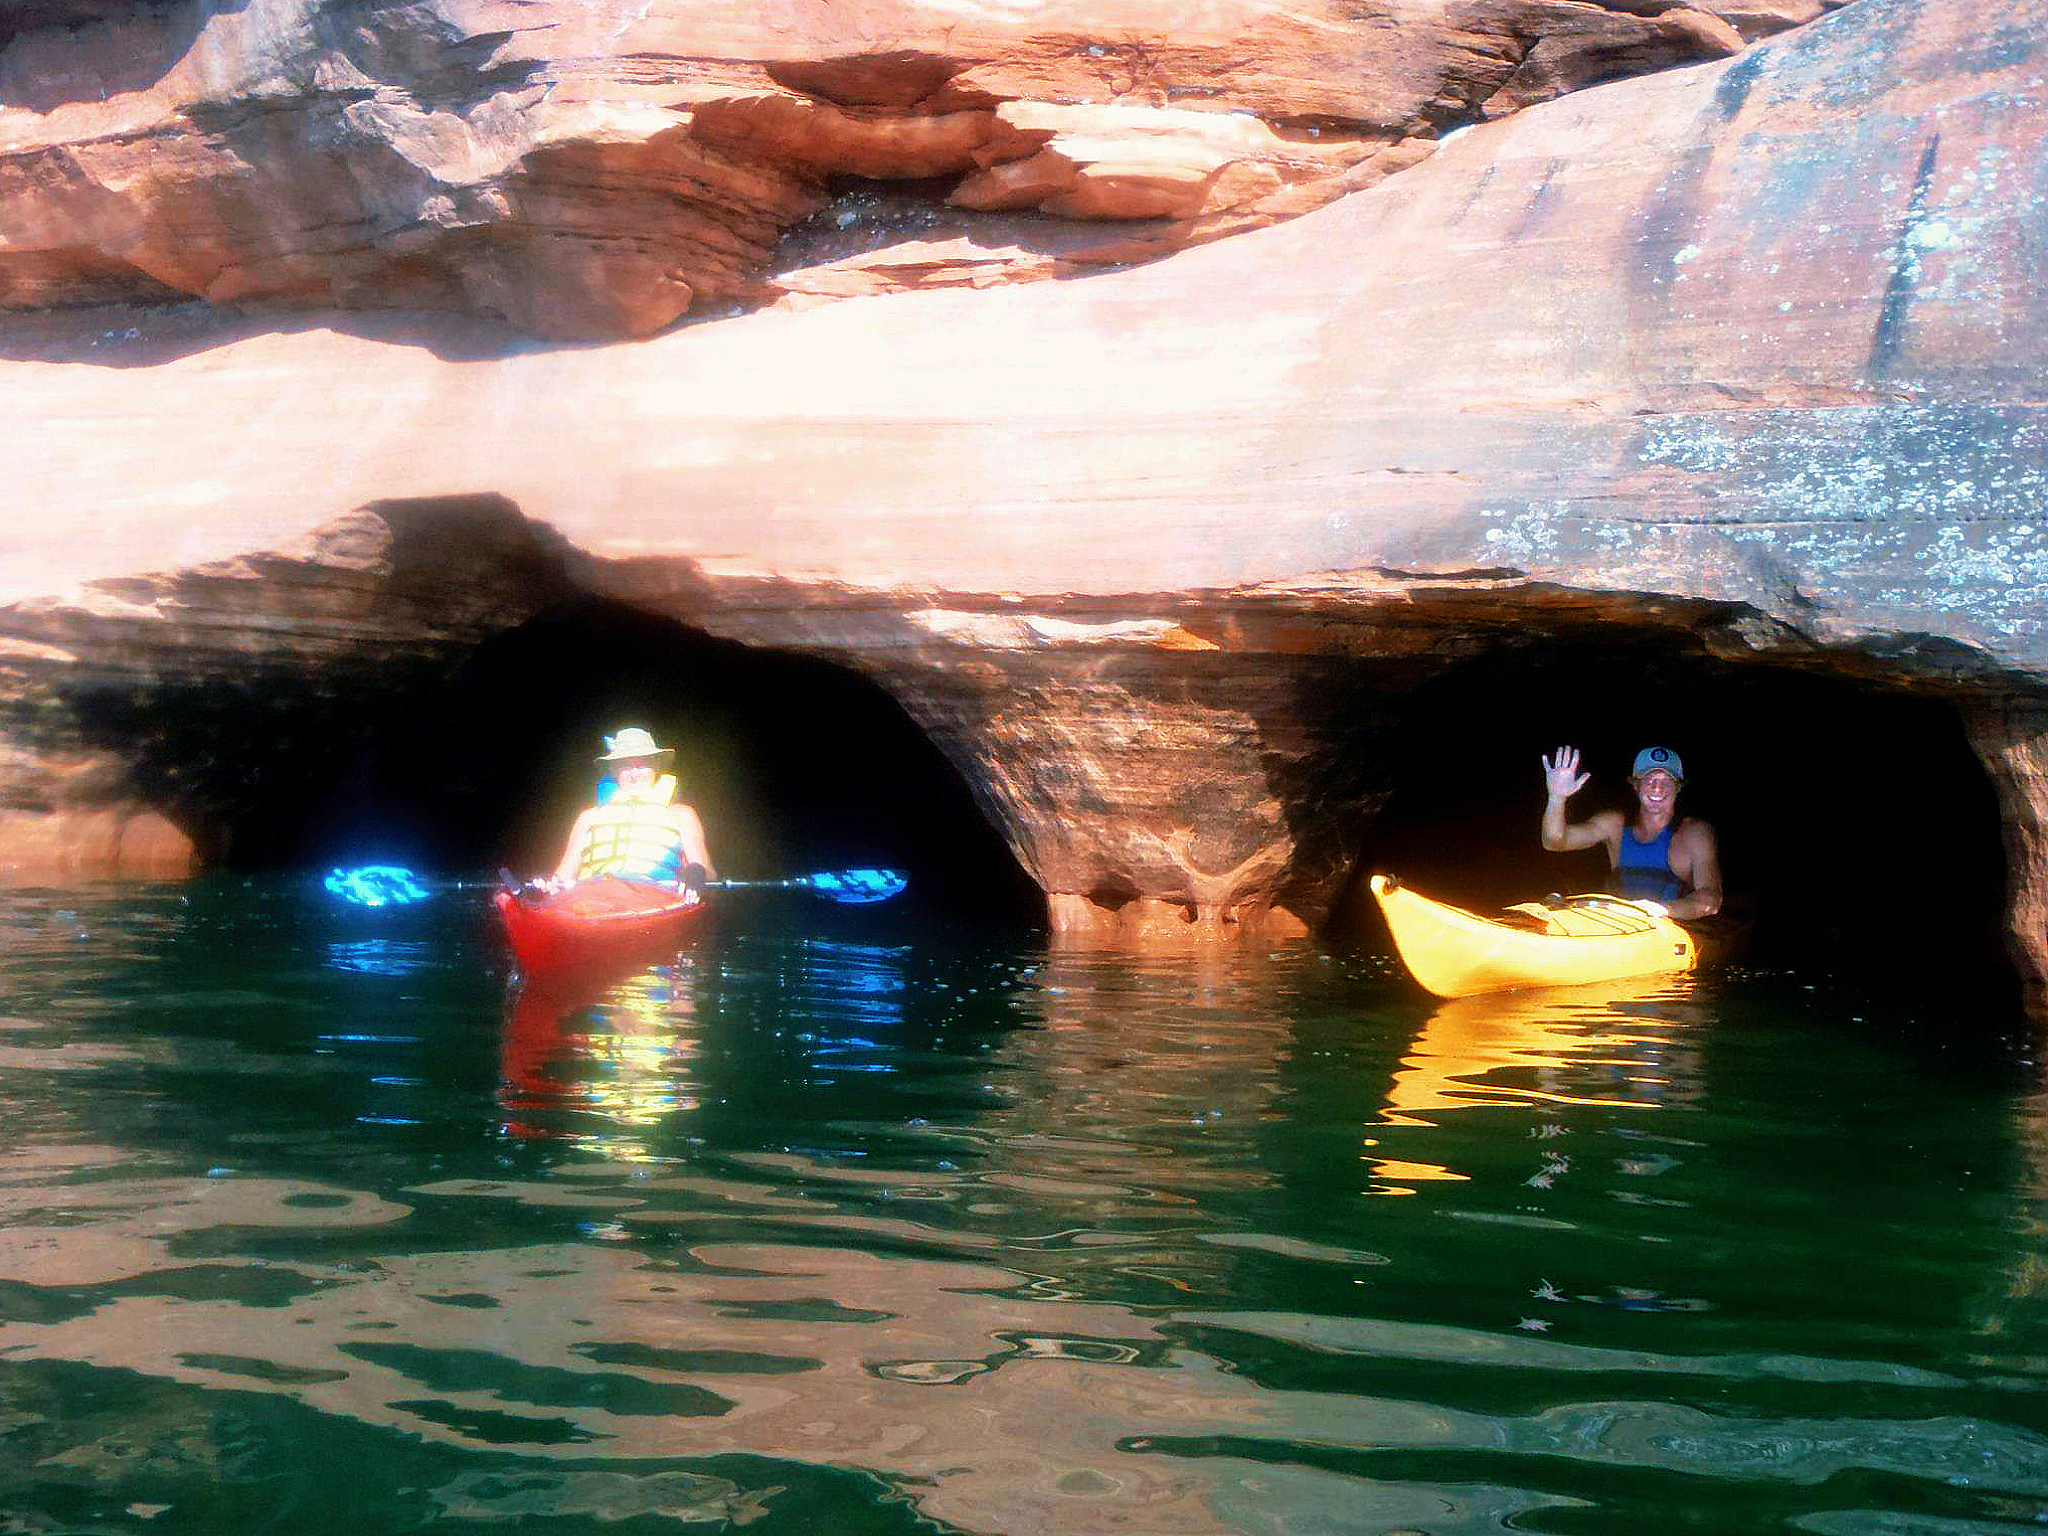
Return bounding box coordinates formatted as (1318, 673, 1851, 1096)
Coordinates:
(1542, 746, 1589, 799)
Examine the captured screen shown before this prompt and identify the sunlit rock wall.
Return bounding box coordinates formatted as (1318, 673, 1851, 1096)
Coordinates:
(3, 0, 2046, 997)
(0, 0, 1828, 337)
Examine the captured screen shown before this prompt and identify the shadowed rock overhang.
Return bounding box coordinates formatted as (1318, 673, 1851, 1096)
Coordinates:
(0, 0, 1847, 336)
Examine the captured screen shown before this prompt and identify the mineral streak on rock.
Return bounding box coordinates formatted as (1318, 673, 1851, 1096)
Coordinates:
(1, 0, 1799, 337)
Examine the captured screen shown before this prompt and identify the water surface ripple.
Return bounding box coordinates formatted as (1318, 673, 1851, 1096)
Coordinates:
(1, 881, 2043, 1534)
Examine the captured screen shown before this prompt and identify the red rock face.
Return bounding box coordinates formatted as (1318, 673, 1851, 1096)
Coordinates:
(2, 0, 2045, 1009)
(0, 0, 1789, 338)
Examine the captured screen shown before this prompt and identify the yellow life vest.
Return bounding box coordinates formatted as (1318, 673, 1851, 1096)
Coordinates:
(574, 775, 686, 879)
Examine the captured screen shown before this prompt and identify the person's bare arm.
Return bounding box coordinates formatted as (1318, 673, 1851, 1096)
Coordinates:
(1665, 821, 1722, 919)
(1540, 747, 1616, 853)
(673, 805, 715, 881)
(550, 809, 596, 885)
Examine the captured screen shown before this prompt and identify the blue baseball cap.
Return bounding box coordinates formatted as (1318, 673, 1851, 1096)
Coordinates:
(1631, 746, 1684, 781)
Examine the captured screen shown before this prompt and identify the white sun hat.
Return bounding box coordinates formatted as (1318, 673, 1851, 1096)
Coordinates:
(596, 727, 674, 764)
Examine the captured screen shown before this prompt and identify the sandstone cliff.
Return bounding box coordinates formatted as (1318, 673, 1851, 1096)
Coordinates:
(4, 0, 2045, 1009)
(2, 0, 1834, 335)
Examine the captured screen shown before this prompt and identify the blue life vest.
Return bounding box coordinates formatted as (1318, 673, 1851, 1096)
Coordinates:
(1613, 822, 1686, 902)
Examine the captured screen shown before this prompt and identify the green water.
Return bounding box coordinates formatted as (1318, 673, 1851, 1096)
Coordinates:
(1, 881, 2044, 1535)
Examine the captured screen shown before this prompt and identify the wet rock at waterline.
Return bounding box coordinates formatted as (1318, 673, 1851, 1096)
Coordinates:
(4, 0, 2047, 1003)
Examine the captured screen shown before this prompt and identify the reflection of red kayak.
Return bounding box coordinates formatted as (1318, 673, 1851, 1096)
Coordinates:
(497, 955, 700, 1143)
(492, 877, 710, 974)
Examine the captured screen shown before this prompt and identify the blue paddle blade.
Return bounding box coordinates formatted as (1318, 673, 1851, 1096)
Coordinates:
(324, 865, 431, 907)
(799, 868, 908, 903)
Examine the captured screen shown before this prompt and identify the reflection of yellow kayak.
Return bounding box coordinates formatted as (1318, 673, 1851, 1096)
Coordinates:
(1385, 976, 1700, 1125)
(1370, 874, 1694, 998)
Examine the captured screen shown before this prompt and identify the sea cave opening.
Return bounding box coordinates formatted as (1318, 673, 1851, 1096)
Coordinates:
(1337, 634, 2017, 1011)
(275, 599, 1044, 927)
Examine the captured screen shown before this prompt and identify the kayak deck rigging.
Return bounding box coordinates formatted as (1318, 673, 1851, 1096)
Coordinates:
(1370, 874, 1695, 998)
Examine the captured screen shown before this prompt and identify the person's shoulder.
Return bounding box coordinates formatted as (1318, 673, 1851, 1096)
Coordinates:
(1675, 815, 1717, 843)
(1585, 808, 1625, 832)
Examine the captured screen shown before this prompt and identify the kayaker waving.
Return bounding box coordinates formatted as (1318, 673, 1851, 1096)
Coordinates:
(544, 727, 716, 893)
(1540, 745, 1722, 920)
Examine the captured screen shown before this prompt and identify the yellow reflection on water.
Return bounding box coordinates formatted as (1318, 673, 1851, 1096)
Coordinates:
(496, 939, 918, 1164)
(1369, 978, 1707, 1192)
(498, 958, 707, 1161)
(1385, 978, 1706, 1125)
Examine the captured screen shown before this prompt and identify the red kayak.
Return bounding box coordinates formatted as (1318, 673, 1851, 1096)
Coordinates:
(492, 877, 710, 974)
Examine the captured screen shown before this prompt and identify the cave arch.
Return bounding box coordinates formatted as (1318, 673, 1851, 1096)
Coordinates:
(280, 598, 1044, 925)
(1333, 633, 2015, 1004)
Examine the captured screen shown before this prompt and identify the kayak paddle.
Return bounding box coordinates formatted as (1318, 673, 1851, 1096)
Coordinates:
(322, 865, 489, 906)
(702, 869, 907, 903)
(324, 864, 908, 907)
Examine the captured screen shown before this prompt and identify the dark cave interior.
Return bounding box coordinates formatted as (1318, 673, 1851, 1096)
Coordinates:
(182, 599, 2020, 1007)
(273, 599, 1045, 926)
(1339, 634, 2016, 1006)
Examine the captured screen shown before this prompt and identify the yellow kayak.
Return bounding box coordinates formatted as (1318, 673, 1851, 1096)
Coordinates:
(1369, 874, 1695, 998)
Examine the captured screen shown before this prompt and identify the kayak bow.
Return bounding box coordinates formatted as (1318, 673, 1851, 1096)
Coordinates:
(492, 876, 710, 974)
(1370, 874, 1694, 998)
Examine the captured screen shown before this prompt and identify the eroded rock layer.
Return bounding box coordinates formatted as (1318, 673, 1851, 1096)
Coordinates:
(0, 0, 1841, 337)
(2, 0, 2045, 1005)
(0, 498, 584, 876)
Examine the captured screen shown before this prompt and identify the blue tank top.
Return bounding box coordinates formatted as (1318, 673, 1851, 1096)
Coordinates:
(1613, 823, 1685, 902)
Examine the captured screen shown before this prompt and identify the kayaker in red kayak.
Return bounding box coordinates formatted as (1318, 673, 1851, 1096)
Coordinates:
(540, 727, 716, 893)
(1539, 744, 1722, 920)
